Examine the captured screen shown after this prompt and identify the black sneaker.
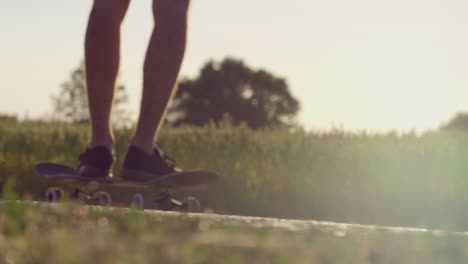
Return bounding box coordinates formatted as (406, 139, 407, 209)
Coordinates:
(121, 145, 181, 182)
(77, 146, 115, 178)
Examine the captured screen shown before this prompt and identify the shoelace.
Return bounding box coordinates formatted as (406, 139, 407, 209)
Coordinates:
(155, 146, 177, 168)
(162, 153, 176, 168)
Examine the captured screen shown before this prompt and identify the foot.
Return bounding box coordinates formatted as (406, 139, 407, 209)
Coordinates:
(77, 146, 115, 178)
(121, 145, 181, 182)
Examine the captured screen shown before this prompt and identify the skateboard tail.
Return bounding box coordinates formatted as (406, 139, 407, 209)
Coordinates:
(34, 162, 77, 178)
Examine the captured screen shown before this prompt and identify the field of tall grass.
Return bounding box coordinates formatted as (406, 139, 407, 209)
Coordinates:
(2, 120, 468, 230)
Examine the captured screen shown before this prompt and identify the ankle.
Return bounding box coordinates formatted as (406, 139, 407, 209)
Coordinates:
(89, 139, 115, 153)
(130, 139, 154, 155)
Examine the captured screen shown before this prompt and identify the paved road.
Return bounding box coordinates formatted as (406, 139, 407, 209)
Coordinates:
(15, 201, 467, 237)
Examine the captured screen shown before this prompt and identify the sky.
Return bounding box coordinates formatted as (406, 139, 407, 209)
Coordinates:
(2, 0, 468, 132)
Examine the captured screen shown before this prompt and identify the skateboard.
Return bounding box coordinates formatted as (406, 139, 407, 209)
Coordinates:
(34, 162, 219, 212)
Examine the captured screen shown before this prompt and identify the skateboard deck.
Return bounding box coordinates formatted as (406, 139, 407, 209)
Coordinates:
(34, 162, 219, 189)
(34, 161, 220, 211)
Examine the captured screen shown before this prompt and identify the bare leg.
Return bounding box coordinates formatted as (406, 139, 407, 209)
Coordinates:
(85, 0, 130, 151)
(132, 0, 190, 154)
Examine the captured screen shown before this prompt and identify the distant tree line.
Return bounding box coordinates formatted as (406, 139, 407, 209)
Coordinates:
(440, 113, 468, 132)
(51, 58, 301, 129)
(0, 114, 17, 123)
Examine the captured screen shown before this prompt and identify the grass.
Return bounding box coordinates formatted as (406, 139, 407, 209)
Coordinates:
(1, 201, 468, 263)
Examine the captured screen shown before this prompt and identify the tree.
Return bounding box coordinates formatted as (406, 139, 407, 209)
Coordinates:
(0, 114, 17, 123)
(166, 58, 300, 128)
(52, 61, 130, 127)
(440, 112, 468, 132)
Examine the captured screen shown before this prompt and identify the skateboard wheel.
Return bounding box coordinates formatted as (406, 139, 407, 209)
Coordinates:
(90, 191, 112, 206)
(183, 197, 201, 212)
(130, 193, 145, 209)
(45, 187, 63, 203)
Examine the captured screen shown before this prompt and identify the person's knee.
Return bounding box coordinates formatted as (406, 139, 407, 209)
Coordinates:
(153, 0, 190, 30)
(90, 0, 131, 25)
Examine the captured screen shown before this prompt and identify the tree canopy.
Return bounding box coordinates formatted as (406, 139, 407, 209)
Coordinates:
(166, 58, 300, 128)
(440, 112, 468, 132)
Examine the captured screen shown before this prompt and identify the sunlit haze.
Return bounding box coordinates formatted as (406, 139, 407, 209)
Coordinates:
(2, 0, 468, 132)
